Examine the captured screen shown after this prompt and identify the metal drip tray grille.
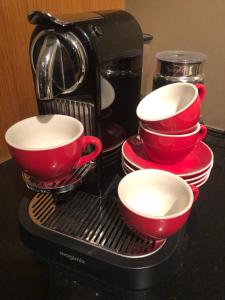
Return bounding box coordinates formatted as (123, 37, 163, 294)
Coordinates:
(39, 98, 95, 135)
(23, 162, 95, 194)
(29, 192, 165, 257)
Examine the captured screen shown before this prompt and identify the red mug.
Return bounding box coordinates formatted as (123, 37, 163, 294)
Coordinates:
(136, 82, 206, 134)
(5, 114, 102, 181)
(118, 169, 199, 239)
(139, 122, 207, 164)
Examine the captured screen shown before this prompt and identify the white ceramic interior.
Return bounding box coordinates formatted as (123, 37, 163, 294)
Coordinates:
(101, 75, 115, 110)
(136, 82, 198, 121)
(118, 169, 193, 218)
(5, 114, 83, 151)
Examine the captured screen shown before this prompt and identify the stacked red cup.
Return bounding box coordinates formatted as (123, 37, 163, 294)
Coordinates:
(136, 82, 207, 164)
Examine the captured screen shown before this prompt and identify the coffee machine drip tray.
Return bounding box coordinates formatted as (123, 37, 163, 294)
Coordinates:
(19, 191, 182, 290)
(28, 192, 166, 257)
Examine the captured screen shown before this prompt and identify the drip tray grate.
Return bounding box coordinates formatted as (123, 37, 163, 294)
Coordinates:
(28, 192, 166, 258)
(23, 162, 95, 194)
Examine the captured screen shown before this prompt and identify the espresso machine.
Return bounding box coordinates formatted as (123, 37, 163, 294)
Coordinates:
(25, 10, 148, 194)
(19, 10, 182, 299)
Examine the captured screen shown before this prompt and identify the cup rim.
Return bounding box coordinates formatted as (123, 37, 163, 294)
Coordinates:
(136, 82, 199, 122)
(118, 169, 194, 220)
(5, 114, 84, 151)
(140, 122, 201, 137)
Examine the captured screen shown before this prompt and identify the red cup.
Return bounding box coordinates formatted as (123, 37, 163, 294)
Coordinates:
(118, 169, 199, 239)
(139, 122, 207, 164)
(136, 83, 206, 134)
(5, 114, 102, 181)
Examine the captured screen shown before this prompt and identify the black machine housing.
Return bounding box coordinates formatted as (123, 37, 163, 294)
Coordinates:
(30, 10, 143, 138)
(29, 10, 144, 190)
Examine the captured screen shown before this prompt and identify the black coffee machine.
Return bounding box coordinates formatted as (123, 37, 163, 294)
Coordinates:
(19, 10, 182, 299)
(27, 10, 145, 194)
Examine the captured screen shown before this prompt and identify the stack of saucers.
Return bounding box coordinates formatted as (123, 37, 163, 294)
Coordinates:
(121, 82, 213, 188)
(121, 135, 213, 188)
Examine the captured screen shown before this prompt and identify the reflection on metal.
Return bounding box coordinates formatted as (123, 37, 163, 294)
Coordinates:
(31, 30, 87, 100)
(28, 191, 166, 258)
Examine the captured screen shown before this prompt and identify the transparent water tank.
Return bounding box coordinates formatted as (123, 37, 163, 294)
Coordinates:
(152, 50, 207, 90)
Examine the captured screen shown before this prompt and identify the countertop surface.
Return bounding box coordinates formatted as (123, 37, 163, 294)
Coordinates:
(0, 134, 225, 300)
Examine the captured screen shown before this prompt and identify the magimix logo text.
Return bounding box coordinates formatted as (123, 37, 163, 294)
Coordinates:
(59, 251, 86, 264)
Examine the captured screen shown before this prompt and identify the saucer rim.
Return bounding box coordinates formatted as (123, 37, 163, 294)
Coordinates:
(122, 136, 214, 177)
(122, 163, 210, 187)
(122, 157, 212, 181)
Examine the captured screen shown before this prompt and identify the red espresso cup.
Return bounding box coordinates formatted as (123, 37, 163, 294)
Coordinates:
(139, 122, 207, 164)
(5, 114, 102, 181)
(136, 82, 206, 134)
(118, 169, 199, 239)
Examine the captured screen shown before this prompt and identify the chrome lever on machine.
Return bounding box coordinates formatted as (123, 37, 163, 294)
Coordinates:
(35, 34, 59, 100)
(31, 29, 87, 100)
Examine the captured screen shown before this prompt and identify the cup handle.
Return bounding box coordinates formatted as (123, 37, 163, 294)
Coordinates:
(189, 184, 199, 202)
(76, 136, 102, 168)
(197, 124, 207, 142)
(195, 83, 206, 104)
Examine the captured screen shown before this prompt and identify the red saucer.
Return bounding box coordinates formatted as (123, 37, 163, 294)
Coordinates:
(122, 157, 212, 181)
(195, 175, 209, 188)
(122, 135, 214, 177)
(121, 161, 210, 188)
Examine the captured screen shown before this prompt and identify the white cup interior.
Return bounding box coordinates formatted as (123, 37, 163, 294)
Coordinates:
(136, 82, 198, 121)
(5, 114, 83, 151)
(118, 169, 193, 218)
(101, 75, 115, 110)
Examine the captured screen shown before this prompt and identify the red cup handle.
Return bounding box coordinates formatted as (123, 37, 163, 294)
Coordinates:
(195, 83, 206, 104)
(189, 184, 199, 202)
(76, 136, 102, 168)
(197, 124, 207, 142)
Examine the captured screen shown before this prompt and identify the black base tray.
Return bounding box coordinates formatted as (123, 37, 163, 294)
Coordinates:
(19, 191, 183, 291)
